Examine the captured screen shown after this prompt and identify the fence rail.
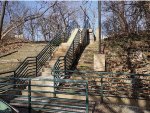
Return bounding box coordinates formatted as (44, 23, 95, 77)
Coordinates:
(52, 70, 150, 100)
(0, 76, 88, 113)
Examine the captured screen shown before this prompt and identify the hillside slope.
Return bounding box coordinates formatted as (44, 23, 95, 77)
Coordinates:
(105, 33, 150, 74)
(0, 38, 47, 73)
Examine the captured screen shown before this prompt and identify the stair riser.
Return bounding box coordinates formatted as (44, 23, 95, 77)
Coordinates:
(22, 80, 54, 97)
(59, 46, 69, 52)
(42, 68, 52, 72)
(53, 52, 65, 57)
(42, 73, 52, 76)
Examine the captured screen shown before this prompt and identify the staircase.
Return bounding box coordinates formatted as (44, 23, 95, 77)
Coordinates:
(40, 29, 79, 77)
(0, 18, 91, 112)
(9, 29, 86, 110)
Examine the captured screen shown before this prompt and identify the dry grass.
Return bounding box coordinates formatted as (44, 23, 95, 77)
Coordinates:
(0, 43, 47, 73)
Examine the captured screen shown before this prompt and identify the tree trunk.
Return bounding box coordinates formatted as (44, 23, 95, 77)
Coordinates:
(0, 1, 7, 40)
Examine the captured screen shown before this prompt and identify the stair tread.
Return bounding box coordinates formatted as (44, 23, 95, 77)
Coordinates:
(10, 102, 28, 107)
(42, 70, 52, 73)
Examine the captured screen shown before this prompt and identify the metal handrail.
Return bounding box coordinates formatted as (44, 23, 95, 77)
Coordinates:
(0, 76, 88, 113)
(52, 19, 91, 78)
(0, 20, 78, 79)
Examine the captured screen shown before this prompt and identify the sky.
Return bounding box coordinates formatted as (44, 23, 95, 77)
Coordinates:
(24, 1, 106, 38)
(85, 1, 106, 38)
(3, 1, 105, 40)
(24, 1, 101, 30)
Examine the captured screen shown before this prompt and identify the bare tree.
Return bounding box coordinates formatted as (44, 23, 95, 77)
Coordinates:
(0, 1, 84, 41)
(103, 1, 150, 36)
(0, 1, 7, 40)
(0, 1, 57, 40)
(35, 1, 79, 41)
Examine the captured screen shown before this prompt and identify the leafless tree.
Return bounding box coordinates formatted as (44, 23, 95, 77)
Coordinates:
(0, 1, 88, 41)
(103, 1, 150, 36)
(0, 1, 7, 40)
(0, 1, 57, 40)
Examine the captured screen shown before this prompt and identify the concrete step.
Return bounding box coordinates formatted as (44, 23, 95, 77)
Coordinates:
(59, 47, 68, 53)
(41, 68, 51, 73)
(49, 59, 57, 65)
(53, 52, 66, 57)
(22, 76, 54, 98)
(60, 43, 70, 47)
(59, 43, 70, 52)
(45, 60, 52, 66)
(54, 49, 64, 53)
(10, 97, 86, 112)
(41, 72, 52, 76)
(44, 59, 57, 67)
(44, 64, 51, 68)
(10, 97, 49, 108)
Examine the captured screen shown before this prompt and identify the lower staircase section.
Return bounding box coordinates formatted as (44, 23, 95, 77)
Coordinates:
(5, 77, 88, 113)
(4, 28, 89, 112)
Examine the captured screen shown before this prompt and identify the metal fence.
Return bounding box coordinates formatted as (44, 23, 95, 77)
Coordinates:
(52, 70, 150, 100)
(0, 76, 89, 113)
(0, 19, 92, 112)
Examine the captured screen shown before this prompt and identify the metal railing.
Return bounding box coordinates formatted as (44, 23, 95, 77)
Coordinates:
(36, 31, 63, 73)
(0, 76, 88, 113)
(0, 20, 79, 86)
(52, 19, 90, 75)
(0, 32, 63, 90)
(0, 20, 90, 112)
(52, 29, 89, 88)
(52, 19, 90, 91)
(52, 70, 150, 101)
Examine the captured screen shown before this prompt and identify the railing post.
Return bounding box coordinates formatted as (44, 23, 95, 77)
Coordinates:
(64, 56, 67, 75)
(13, 71, 16, 89)
(86, 82, 89, 113)
(72, 40, 74, 61)
(65, 29, 67, 42)
(28, 79, 31, 113)
(50, 44, 52, 55)
(100, 75, 103, 103)
(36, 57, 38, 77)
(53, 72, 56, 97)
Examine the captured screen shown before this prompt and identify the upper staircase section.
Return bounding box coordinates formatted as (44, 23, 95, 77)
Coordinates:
(41, 29, 80, 76)
(52, 28, 90, 80)
(67, 29, 79, 44)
